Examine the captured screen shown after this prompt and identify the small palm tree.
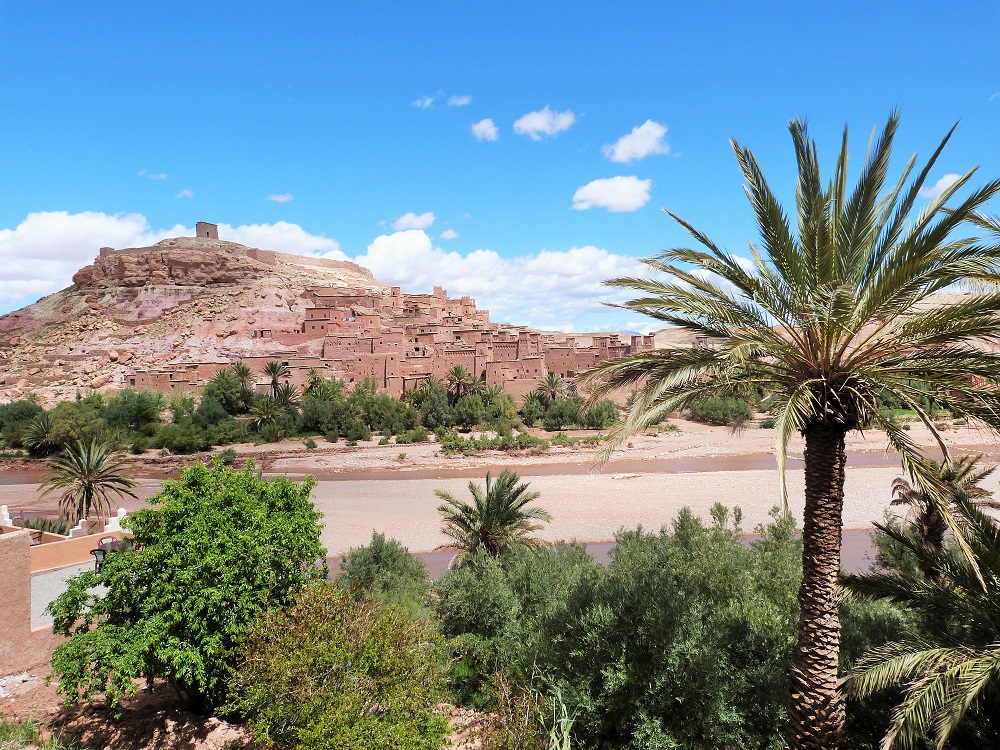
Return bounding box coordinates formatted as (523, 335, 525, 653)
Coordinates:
(262, 360, 290, 398)
(435, 469, 552, 566)
(536, 373, 569, 404)
(231, 361, 256, 397)
(248, 397, 283, 431)
(843, 497, 1000, 749)
(446, 365, 475, 400)
(274, 382, 301, 409)
(304, 367, 326, 394)
(889, 455, 998, 579)
(577, 113, 1000, 750)
(23, 412, 59, 457)
(38, 439, 138, 524)
(482, 384, 505, 406)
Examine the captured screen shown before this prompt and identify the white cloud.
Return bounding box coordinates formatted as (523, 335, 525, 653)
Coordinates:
(448, 95, 472, 107)
(572, 176, 652, 212)
(513, 106, 576, 140)
(392, 211, 436, 230)
(412, 95, 436, 109)
(990, 92, 1000, 102)
(471, 118, 499, 142)
(266, 193, 294, 203)
(602, 120, 670, 163)
(0, 212, 342, 313)
(440, 229, 459, 240)
(138, 169, 168, 180)
(918, 173, 962, 200)
(175, 189, 194, 199)
(352, 230, 649, 330)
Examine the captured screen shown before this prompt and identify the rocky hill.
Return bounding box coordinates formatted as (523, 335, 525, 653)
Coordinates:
(0, 237, 385, 404)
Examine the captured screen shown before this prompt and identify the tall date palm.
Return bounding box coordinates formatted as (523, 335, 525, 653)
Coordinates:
(579, 113, 1000, 750)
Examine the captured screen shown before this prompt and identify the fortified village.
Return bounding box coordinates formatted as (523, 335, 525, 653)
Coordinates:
(129, 222, 655, 402)
(0, 223, 658, 403)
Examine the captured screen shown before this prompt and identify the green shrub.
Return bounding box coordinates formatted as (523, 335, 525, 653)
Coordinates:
(454, 394, 486, 430)
(129, 437, 148, 454)
(339, 532, 431, 610)
(259, 421, 285, 443)
(343, 418, 371, 442)
(435, 543, 599, 704)
(759, 417, 777, 429)
(396, 426, 429, 444)
(217, 447, 237, 465)
(687, 396, 753, 426)
(101, 389, 165, 429)
(228, 582, 450, 750)
(303, 437, 317, 449)
(438, 431, 549, 456)
(48, 461, 326, 715)
(378, 436, 390, 445)
(419, 386, 454, 430)
(0, 718, 74, 749)
(365, 394, 418, 436)
(580, 400, 618, 430)
(519, 398, 545, 427)
(542, 397, 582, 431)
(152, 418, 212, 454)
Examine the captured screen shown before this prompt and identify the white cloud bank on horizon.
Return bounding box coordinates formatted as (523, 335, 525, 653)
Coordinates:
(603, 120, 670, 163)
(514, 106, 576, 140)
(572, 176, 651, 212)
(0, 211, 684, 331)
(391, 211, 436, 230)
(471, 118, 499, 141)
(918, 173, 962, 200)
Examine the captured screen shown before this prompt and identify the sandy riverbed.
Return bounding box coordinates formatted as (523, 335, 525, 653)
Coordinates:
(3, 418, 999, 555)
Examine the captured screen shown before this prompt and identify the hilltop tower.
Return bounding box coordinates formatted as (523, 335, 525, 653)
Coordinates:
(195, 221, 219, 240)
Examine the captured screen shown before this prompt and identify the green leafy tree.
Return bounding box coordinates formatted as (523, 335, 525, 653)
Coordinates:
(436, 469, 552, 565)
(419, 382, 454, 430)
(578, 113, 1000, 750)
(454, 394, 486, 430)
(101, 389, 165, 429)
(843, 497, 1000, 749)
(38, 438, 137, 523)
(519, 392, 546, 427)
(47, 461, 325, 714)
(262, 359, 290, 398)
(227, 582, 449, 750)
(580, 399, 618, 430)
(542, 396, 582, 431)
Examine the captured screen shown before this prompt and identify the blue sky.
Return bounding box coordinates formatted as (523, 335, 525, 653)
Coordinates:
(2, 2, 999, 331)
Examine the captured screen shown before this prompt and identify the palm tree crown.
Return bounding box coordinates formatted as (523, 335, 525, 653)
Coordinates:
(262, 360, 290, 398)
(39, 439, 138, 524)
(446, 365, 476, 400)
(843, 497, 1000, 749)
(435, 469, 552, 566)
(578, 113, 1000, 750)
(537, 373, 569, 404)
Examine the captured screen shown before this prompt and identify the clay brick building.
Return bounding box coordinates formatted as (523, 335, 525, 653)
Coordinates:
(129, 284, 654, 403)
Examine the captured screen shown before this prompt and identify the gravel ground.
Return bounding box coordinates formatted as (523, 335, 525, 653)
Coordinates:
(31, 563, 91, 629)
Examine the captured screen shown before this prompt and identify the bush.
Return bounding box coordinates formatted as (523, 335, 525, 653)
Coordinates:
(687, 396, 753, 426)
(580, 400, 618, 430)
(217, 447, 237, 465)
(259, 421, 286, 443)
(395, 426, 429, 444)
(101, 389, 165, 429)
(759, 417, 777, 429)
(438, 431, 549, 456)
(129, 437, 148, 454)
(343, 418, 371, 442)
(228, 583, 450, 750)
(303, 437, 317, 449)
(419, 386, 454, 430)
(152, 417, 212, 454)
(542, 397, 582, 431)
(339, 532, 431, 609)
(454, 394, 486, 430)
(48, 461, 326, 714)
(366, 394, 419, 436)
(435, 544, 599, 704)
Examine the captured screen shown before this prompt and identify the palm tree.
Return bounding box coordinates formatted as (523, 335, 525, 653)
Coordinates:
(435, 469, 552, 566)
(262, 360, 290, 398)
(482, 384, 505, 406)
(248, 397, 283, 431)
(23, 412, 59, 457)
(843, 497, 1000, 749)
(577, 113, 1000, 750)
(889, 455, 998, 580)
(536, 373, 569, 404)
(38, 439, 138, 524)
(274, 382, 301, 409)
(304, 367, 326, 394)
(231, 361, 256, 399)
(446, 365, 475, 400)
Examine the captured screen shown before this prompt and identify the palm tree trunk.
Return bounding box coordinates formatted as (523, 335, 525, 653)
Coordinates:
(788, 423, 847, 750)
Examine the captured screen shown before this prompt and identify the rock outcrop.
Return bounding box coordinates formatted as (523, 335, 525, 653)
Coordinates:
(0, 237, 387, 404)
